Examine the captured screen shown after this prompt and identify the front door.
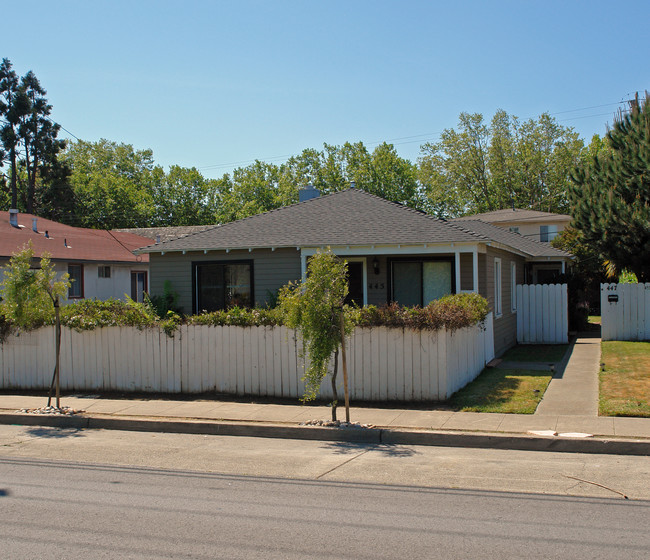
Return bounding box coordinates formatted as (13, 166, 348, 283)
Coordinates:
(345, 261, 365, 306)
(131, 271, 148, 303)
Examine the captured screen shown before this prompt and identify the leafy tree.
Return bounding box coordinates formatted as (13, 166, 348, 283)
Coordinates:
(215, 160, 281, 223)
(151, 165, 220, 226)
(418, 110, 583, 217)
(0, 242, 70, 407)
(569, 93, 650, 282)
(278, 249, 353, 421)
(62, 139, 158, 228)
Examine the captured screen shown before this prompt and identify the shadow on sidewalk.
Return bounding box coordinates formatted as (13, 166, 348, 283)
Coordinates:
(320, 441, 417, 457)
(25, 426, 86, 439)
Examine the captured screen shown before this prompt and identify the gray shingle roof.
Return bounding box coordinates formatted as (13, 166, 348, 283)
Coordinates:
(116, 225, 214, 244)
(453, 208, 572, 223)
(137, 188, 486, 253)
(452, 219, 571, 258)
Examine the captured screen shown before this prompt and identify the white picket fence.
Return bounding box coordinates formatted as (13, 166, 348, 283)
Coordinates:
(516, 284, 568, 344)
(601, 283, 650, 341)
(0, 315, 494, 401)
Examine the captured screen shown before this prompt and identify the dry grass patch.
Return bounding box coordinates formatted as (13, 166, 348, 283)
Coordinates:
(600, 341, 650, 417)
(449, 368, 552, 414)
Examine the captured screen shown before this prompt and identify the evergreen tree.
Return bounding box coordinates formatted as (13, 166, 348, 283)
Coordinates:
(0, 58, 23, 209)
(569, 93, 650, 281)
(17, 70, 67, 214)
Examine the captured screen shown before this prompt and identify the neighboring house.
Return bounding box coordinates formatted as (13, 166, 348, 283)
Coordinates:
(137, 188, 571, 356)
(0, 210, 151, 304)
(453, 208, 572, 243)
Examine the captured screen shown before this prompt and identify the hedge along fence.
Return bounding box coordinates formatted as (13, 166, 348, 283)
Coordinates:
(0, 314, 494, 401)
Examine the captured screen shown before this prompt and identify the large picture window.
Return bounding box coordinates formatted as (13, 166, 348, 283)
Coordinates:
(390, 258, 453, 307)
(194, 261, 253, 313)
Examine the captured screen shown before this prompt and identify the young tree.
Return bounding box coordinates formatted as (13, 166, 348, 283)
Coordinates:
(0, 243, 70, 407)
(569, 93, 650, 281)
(278, 249, 353, 421)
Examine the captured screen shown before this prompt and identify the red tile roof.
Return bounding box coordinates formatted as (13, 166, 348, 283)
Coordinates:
(0, 212, 149, 264)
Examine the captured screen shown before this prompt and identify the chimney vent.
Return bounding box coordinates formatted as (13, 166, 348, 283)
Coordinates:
(155, 234, 161, 244)
(32, 218, 38, 232)
(45, 230, 50, 239)
(299, 184, 320, 202)
(9, 209, 18, 228)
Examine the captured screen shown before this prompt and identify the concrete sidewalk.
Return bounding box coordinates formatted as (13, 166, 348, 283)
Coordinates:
(1, 392, 649, 456)
(536, 334, 600, 416)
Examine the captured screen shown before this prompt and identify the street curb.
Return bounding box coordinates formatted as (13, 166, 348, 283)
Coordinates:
(2, 412, 649, 456)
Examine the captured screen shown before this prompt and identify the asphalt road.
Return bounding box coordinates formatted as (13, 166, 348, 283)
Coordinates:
(1, 425, 649, 559)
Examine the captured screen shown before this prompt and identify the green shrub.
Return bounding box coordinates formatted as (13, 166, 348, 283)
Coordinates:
(355, 293, 489, 331)
(0, 291, 489, 336)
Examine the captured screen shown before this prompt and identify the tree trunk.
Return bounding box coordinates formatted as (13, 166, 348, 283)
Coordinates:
(54, 300, 61, 408)
(339, 311, 351, 423)
(10, 146, 17, 209)
(330, 348, 339, 421)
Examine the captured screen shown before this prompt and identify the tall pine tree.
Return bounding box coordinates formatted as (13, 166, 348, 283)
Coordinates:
(570, 93, 650, 281)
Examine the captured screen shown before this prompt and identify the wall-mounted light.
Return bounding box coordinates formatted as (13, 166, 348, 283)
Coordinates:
(372, 257, 380, 275)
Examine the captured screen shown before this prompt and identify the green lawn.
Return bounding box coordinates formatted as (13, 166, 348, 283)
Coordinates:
(500, 344, 569, 363)
(600, 341, 650, 417)
(449, 368, 552, 414)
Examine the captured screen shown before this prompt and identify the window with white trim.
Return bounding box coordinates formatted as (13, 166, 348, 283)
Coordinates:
(540, 224, 558, 242)
(494, 257, 502, 317)
(511, 262, 517, 312)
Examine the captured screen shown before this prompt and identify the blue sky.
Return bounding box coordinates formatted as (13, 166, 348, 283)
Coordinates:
(3, 1, 648, 179)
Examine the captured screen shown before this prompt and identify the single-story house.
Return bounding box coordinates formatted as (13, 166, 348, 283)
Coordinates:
(137, 187, 571, 356)
(452, 207, 572, 244)
(0, 210, 151, 303)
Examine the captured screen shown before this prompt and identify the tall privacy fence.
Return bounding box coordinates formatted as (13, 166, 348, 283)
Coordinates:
(516, 283, 568, 344)
(0, 314, 494, 401)
(601, 283, 650, 341)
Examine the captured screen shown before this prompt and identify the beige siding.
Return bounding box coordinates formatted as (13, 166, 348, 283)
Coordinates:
(149, 248, 301, 313)
(484, 247, 526, 357)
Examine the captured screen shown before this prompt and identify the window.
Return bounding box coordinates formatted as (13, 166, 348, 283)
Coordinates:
(98, 265, 111, 278)
(511, 262, 517, 312)
(131, 271, 148, 303)
(494, 258, 502, 317)
(194, 261, 253, 312)
(540, 225, 558, 242)
(390, 258, 453, 307)
(68, 264, 84, 299)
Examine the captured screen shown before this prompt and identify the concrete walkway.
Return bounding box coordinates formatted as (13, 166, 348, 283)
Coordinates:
(536, 334, 601, 416)
(1, 390, 649, 455)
